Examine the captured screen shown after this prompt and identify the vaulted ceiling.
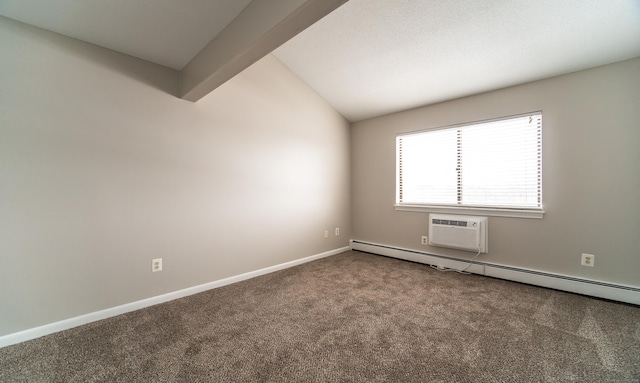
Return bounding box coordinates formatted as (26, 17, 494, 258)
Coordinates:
(2, 0, 639, 122)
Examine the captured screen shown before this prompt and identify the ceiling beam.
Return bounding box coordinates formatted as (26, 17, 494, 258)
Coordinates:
(179, 0, 348, 102)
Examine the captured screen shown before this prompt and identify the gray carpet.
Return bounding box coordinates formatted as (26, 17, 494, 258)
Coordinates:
(1, 251, 639, 382)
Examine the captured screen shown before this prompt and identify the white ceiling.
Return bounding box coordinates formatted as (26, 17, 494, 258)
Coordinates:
(273, 0, 640, 121)
(2, 0, 640, 122)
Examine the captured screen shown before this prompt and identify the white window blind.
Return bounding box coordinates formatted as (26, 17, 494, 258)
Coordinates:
(397, 112, 542, 211)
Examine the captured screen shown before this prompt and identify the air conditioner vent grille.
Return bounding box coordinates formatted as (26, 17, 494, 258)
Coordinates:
(432, 219, 468, 227)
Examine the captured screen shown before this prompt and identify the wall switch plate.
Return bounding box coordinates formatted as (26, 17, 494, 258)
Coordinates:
(581, 253, 594, 267)
(152, 258, 163, 272)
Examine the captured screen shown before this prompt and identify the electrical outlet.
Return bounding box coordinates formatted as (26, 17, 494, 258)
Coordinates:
(581, 253, 594, 267)
(324, 230, 328, 239)
(421, 236, 428, 245)
(152, 258, 163, 272)
(335, 227, 340, 236)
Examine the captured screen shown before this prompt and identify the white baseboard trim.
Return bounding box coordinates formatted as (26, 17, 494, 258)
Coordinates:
(350, 240, 640, 306)
(0, 246, 349, 349)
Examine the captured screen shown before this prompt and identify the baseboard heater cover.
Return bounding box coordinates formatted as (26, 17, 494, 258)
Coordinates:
(350, 240, 640, 305)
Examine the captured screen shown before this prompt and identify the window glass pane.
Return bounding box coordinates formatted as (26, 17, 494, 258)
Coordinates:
(461, 115, 540, 207)
(398, 129, 457, 204)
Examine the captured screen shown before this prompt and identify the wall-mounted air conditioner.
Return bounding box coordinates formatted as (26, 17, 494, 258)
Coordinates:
(428, 214, 488, 253)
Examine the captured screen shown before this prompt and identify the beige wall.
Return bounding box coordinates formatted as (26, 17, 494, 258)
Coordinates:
(352, 57, 640, 287)
(0, 17, 350, 336)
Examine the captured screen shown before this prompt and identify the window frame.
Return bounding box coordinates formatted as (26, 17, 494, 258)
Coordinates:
(395, 112, 545, 219)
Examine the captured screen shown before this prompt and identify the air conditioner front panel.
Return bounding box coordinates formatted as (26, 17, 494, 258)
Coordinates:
(428, 214, 488, 253)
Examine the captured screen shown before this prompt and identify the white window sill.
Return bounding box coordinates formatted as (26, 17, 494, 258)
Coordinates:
(394, 204, 545, 219)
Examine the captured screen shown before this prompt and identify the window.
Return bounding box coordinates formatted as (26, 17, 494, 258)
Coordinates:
(396, 112, 543, 218)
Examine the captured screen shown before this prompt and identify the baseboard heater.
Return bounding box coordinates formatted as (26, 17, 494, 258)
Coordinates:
(349, 240, 640, 306)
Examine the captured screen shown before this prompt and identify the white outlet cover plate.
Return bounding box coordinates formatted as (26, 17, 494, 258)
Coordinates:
(581, 253, 594, 267)
(152, 258, 163, 272)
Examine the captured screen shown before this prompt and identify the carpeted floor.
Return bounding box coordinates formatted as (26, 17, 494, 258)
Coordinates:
(1, 250, 639, 382)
